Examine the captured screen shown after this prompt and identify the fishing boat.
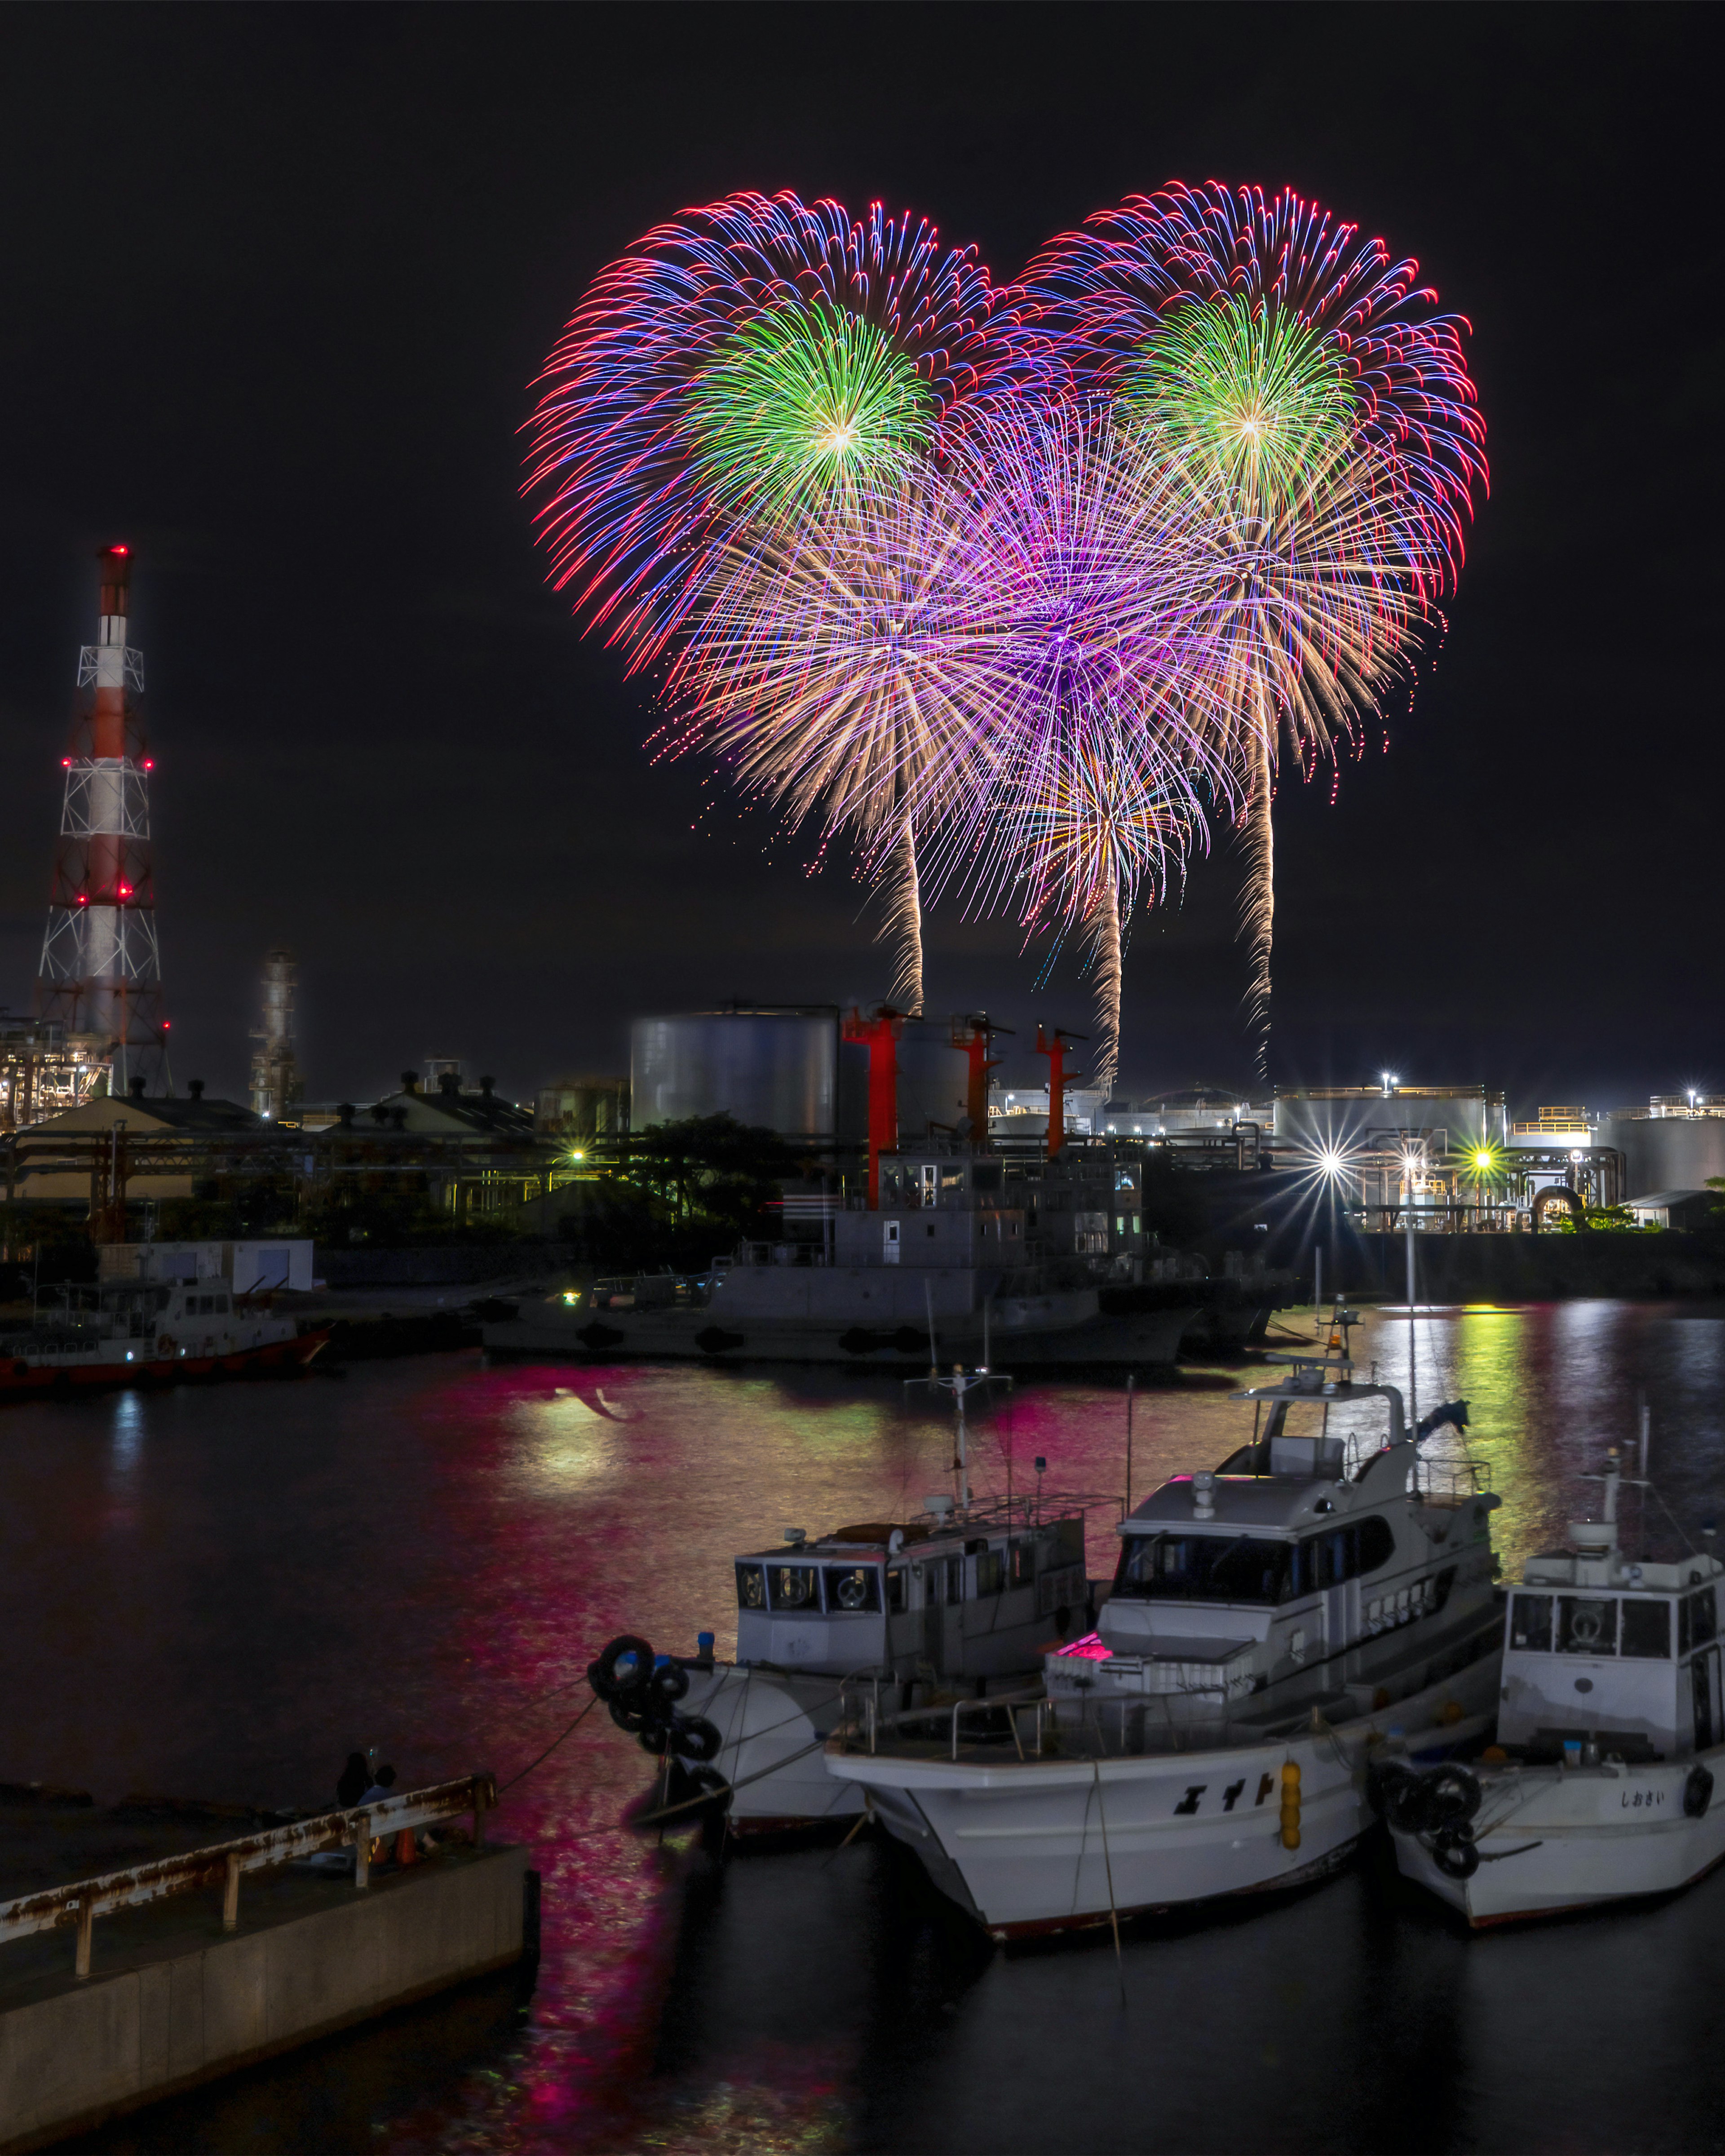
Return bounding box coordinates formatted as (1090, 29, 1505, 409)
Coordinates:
(1384, 1435, 1725, 1925)
(0, 1274, 328, 1398)
(588, 1363, 1111, 1833)
(824, 1308, 1506, 1937)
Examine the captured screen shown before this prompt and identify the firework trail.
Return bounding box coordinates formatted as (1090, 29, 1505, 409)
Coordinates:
(1025, 183, 1487, 1071)
(525, 191, 1041, 661)
(929, 403, 1241, 1086)
(656, 456, 1026, 1013)
(1006, 715, 1203, 1099)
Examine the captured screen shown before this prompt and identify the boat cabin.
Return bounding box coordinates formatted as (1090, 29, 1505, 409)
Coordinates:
(1047, 1355, 1501, 1737)
(1501, 1464, 1725, 1760)
(733, 1500, 1092, 1682)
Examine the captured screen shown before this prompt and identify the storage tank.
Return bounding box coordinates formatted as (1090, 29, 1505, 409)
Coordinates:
(895, 1025, 971, 1140)
(1596, 1101, 1725, 1198)
(632, 1012, 859, 1142)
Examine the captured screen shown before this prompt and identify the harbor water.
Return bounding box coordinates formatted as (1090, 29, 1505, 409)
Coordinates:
(9, 1303, 1725, 2152)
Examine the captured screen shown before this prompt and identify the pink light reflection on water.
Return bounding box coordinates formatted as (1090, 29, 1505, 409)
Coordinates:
(367, 1355, 1186, 2153)
(34, 1310, 1711, 2153)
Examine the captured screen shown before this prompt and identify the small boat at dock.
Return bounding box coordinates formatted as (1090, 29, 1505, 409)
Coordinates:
(0, 1274, 327, 1399)
(1384, 1442, 1725, 1924)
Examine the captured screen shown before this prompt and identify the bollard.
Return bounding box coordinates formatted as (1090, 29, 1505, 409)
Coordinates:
(223, 1851, 242, 1930)
(75, 1895, 93, 1979)
(473, 1795, 487, 1849)
(354, 1813, 371, 1890)
(1279, 1760, 1302, 1851)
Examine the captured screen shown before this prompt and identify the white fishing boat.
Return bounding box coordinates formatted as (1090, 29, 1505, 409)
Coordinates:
(825, 1310, 1505, 1938)
(588, 1360, 1109, 1833)
(1384, 1435, 1725, 1924)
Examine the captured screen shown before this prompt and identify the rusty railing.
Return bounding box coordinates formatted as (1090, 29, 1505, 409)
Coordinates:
(0, 1771, 496, 1979)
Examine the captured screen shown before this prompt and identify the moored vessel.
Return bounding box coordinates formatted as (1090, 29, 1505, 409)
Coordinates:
(825, 1314, 1505, 1937)
(483, 1139, 1198, 1370)
(0, 1263, 327, 1399)
(589, 1384, 1110, 1834)
(1384, 1441, 1725, 1924)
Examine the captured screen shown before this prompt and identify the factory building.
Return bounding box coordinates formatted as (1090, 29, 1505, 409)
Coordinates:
(1594, 1096, 1725, 1200)
(6, 1081, 265, 1213)
(536, 1073, 629, 1145)
(318, 1067, 546, 1221)
(0, 1013, 108, 1132)
(1101, 1086, 1274, 1138)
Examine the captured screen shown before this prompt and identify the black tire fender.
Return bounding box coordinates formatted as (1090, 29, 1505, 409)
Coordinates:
(1420, 1762, 1482, 1830)
(608, 1696, 653, 1735)
(1433, 1825, 1480, 1879)
(1686, 1764, 1715, 1818)
(669, 1715, 722, 1765)
(652, 1661, 691, 1707)
(589, 1634, 655, 1702)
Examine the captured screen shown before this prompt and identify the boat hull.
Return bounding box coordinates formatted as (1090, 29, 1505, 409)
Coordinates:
(681, 1664, 865, 1832)
(482, 1303, 1193, 1370)
(0, 1329, 330, 1400)
(1389, 1747, 1725, 1925)
(829, 1651, 1502, 1938)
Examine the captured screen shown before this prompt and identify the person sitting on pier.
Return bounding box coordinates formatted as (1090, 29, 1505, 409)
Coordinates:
(337, 1751, 369, 1807)
(359, 1763, 418, 1867)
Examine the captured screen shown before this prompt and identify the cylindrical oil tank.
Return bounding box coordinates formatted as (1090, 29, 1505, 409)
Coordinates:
(1596, 1108, 1725, 1198)
(631, 1014, 842, 1140)
(895, 1027, 972, 1140)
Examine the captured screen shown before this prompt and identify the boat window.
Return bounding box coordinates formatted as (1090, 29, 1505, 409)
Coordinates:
(770, 1565, 818, 1611)
(1620, 1599, 1672, 1659)
(1287, 1517, 1396, 1596)
(976, 1550, 1004, 1596)
(735, 1564, 766, 1611)
(214, 1295, 229, 1314)
(1510, 1593, 1553, 1651)
(1010, 1541, 1034, 1586)
(1558, 1596, 1617, 1655)
(945, 1556, 964, 1605)
(971, 1164, 1002, 1194)
(826, 1566, 879, 1613)
(1679, 1588, 1718, 1654)
(886, 1569, 906, 1614)
(1116, 1533, 1293, 1606)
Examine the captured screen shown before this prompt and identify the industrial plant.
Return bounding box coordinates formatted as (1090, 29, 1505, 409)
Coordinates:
(1, 552, 1721, 1279)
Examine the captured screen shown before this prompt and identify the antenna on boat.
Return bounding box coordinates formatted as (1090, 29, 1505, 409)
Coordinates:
(1404, 1202, 1419, 1434)
(905, 1358, 1013, 1512)
(1125, 1372, 1136, 1514)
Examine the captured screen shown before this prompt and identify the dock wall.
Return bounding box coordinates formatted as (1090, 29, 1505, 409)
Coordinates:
(0, 1845, 528, 2153)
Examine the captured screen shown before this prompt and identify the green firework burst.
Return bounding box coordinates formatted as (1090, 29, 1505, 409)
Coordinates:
(686, 301, 935, 516)
(1124, 296, 1357, 522)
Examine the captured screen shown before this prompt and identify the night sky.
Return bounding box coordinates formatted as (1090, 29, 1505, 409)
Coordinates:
(0, 7, 1714, 1116)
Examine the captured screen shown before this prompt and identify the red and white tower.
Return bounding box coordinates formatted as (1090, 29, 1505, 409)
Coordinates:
(35, 545, 167, 1095)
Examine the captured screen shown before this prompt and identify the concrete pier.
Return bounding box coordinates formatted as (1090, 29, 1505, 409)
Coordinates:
(0, 1782, 530, 2152)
